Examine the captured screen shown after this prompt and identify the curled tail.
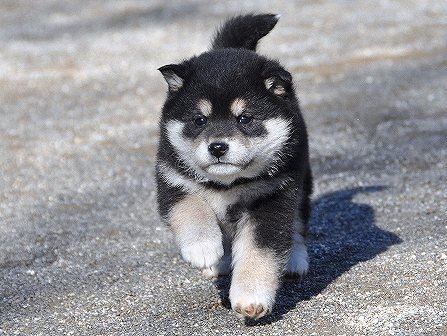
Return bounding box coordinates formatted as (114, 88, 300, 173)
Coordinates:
(211, 14, 280, 51)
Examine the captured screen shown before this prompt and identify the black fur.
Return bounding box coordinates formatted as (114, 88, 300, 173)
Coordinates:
(212, 14, 280, 51)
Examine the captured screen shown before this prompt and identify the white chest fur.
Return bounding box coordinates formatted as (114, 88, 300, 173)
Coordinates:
(198, 188, 239, 221)
(158, 162, 290, 222)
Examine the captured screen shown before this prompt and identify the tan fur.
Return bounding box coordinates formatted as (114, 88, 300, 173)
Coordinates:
(230, 98, 246, 117)
(273, 86, 286, 96)
(264, 78, 286, 96)
(170, 195, 212, 233)
(230, 214, 280, 319)
(169, 194, 223, 268)
(197, 98, 213, 116)
(166, 73, 184, 92)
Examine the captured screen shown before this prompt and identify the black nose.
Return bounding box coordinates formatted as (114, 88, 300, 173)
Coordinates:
(208, 142, 229, 158)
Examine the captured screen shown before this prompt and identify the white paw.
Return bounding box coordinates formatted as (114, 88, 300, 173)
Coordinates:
(285, 243, 308, 277)
(202, 254, 232, 278)
(202, 266, 227, 279)
(229, 281, 276, 319)
(181, 239, 224, 268)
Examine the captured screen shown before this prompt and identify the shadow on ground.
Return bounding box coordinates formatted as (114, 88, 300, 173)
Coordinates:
(215, 186, 402, 325)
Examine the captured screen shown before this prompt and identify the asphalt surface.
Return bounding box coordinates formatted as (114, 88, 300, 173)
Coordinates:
(1, 1, 446, 335)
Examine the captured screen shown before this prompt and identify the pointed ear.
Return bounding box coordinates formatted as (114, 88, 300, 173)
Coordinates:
(262, 68, 292, 97)
(158, 64, 187, 92)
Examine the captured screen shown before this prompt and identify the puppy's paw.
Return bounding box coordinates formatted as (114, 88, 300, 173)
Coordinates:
(285, 242, 308, 278)
(181, 239, 224, 268)
(233, 302, 271, 320)
(201, 253, 232, 279)
(202, 266, 226, 279)
(229, 282, 275, 319)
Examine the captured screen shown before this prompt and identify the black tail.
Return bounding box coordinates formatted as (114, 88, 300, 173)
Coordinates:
(211, 14, 280, 51)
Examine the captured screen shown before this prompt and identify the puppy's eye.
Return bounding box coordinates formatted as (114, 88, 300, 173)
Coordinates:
(194, 115, 207, 126)
(237, 114, 252, 124)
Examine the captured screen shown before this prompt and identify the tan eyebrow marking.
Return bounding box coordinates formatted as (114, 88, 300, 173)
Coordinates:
(197, 98, 213, 116)
(230, 98, 247, 117)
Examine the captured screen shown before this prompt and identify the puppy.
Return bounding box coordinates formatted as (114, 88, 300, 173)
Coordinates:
(156, 14, 312, 319)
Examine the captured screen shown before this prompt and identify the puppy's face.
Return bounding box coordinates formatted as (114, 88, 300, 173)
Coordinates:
(160, 50, 295, 185)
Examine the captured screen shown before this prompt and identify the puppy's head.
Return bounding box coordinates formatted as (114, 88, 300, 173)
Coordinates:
(159, 49, 296, 185)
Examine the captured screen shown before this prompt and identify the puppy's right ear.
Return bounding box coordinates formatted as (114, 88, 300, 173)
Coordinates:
(158, 64, 187, 93)
(262, 67, 292, 97)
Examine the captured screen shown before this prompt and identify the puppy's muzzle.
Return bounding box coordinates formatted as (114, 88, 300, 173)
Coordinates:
(208, 142, 229, 158)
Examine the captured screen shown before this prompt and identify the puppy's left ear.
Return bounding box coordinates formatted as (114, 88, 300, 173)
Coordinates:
(262, 67, 292, 97)
(158, 64, 187, 93)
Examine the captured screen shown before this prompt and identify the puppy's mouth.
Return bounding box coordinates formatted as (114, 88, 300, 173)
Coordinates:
(204, 159, 251, 168)
(203, 160, 251, 175)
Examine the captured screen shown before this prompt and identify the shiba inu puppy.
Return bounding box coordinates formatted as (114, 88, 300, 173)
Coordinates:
(156, 14, 312, 319)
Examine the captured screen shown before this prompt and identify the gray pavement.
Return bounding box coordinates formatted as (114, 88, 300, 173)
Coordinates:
(1, 1, 446, 335)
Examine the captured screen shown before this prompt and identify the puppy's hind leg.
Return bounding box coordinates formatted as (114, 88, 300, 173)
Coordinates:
(285, 231, 308, 278)
(285, 209, 309, 278)
(169, 194, 224, 269)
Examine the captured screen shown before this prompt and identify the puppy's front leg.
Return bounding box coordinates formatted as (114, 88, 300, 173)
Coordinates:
(169, 194, 224, 268)
(229, 191, 298, 319)
(202, 238, 232, 278)
(229, 218, 280, 319)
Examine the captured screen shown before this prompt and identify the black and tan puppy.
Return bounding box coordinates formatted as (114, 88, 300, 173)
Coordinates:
(156, 14, 312, 319)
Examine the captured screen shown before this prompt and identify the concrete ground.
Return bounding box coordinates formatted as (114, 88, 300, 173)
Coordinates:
(1, 1, 446, 335)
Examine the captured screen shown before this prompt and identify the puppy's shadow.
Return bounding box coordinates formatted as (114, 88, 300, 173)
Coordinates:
(215, 186, 402, 325)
